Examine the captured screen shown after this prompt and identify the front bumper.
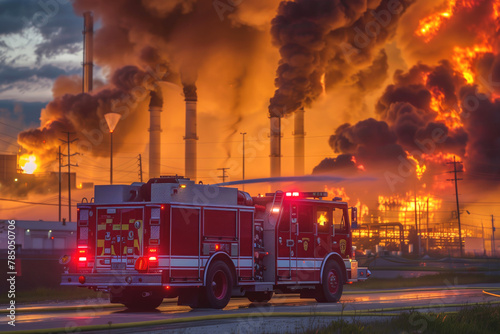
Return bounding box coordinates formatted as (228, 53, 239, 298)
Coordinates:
(61, 272, 163, 287)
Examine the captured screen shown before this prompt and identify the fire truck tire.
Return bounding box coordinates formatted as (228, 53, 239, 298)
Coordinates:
(204, 261, 233, 309)
(246, 291, 273, 303)
(122, 290, 164, 310)
(315, 261, 343, 303)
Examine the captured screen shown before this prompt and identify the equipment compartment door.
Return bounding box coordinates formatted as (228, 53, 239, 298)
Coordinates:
(96, 207, 143, 271)
(170, 206, 201, 281)
(120, 208, 144, 268)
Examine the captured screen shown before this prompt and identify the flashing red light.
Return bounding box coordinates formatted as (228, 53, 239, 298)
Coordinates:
(285, 192, 292, 196)
(78, 276, 86, 284)
(292, 191, 299, 196)
(51, 236, 54, 240)
(271, 207, 280, 213)
(285, 192, 300, 197)
(165, 285, 170, 290)
(78, 257, 87, 262)
(149, 256, 158, 261)
(161, 205, 165, 210)
(215, 244, 220, 251)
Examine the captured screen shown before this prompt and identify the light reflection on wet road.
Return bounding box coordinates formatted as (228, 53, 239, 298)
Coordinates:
(2, 285, 499, 332)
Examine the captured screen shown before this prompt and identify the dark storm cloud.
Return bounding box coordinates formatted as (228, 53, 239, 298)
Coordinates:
(0, 0, 82, 61)
(0, 0, 38, 35)
(33, 2, 83, 61)
(0, 100, 46, 126)
(0, 62, 76, 85)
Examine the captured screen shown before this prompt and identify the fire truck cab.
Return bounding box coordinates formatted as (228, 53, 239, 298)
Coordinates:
(61, 176, 369, 309)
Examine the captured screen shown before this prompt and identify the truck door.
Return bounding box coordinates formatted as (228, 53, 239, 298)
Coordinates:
(332, 206, 349, 258)
(295, 203, 315, 282)
(315, 206, 332, 281)
(276, 203, 293, 281)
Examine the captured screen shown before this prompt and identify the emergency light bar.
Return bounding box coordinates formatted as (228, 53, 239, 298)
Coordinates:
(265, 191, 328, 198)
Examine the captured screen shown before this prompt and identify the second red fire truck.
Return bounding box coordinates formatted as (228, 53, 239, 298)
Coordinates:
(61, 176, 370, 309)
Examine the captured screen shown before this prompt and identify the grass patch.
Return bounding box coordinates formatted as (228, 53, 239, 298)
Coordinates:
(0, 286, 107, 305)
(345, 272, 500, 291)
(303, 304, 500, 334)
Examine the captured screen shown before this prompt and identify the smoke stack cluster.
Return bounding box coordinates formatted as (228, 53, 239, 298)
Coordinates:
(82, 11, 93, 93)
(149, 88, 163, 179)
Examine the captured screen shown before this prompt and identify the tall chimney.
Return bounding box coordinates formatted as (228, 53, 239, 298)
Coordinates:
(294, 107, 305, 176)
(184, 85, 198, 181)
(149, 88, 163, 179)
(82, 12, 93, 93)
(270, 115, 281, 178)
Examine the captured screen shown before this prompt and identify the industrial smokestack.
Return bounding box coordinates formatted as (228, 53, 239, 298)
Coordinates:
(270, 115, 281, 178)
(149, 88, 163, 179)
(294, 107, 305, 176)
(82, 12, 93, 93)
(184, 85, 197, 181)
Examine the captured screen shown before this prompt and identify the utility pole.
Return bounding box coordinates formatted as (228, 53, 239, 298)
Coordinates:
(60, 132, 78, 222)
(58, 146, 61, 222)
(217, 168, 230, 183)
(426, 198, 429, 254)
(447, 156, 463, 257)
(492, 215, 496, 257)
(240, 132, 246, 191)
(138, 154, 143, 183)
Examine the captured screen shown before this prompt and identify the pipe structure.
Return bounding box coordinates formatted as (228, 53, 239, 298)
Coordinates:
(82, 12, 93, 93)
(294, 107, 305, 176)
(270, 116, 281, 178)
(149, 89, 163, 179)
(184, 85, 198, 181)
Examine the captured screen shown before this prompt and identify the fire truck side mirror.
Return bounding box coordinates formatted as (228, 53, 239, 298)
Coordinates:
(351, 207, 358, 229)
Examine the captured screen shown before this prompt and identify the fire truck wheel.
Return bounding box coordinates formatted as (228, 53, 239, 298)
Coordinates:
(122, 290, 164, 310)
(315, 261, 343, 303)
(205, 261, 233, 309)
(246, 291, 273, 303)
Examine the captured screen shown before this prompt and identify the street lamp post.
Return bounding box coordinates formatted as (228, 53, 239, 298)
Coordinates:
(240, 132, 246, 190)
(104, 113, 122, 185)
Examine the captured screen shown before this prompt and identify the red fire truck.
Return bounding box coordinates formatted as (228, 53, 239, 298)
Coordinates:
(61, 176, 370, 309)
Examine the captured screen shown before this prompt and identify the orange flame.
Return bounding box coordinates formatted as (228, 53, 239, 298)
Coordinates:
(428, 89, 463, 129)
(416, 0, 476, 42)
(320, 73, 326, 96)
(351, 156, 366, 171)
(378, 193, 442, 226)
(324, 186, 369, 221)
(20, 154, 38, 174)
(406, 152, 426, 180)
(452, 45, 493, 84)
